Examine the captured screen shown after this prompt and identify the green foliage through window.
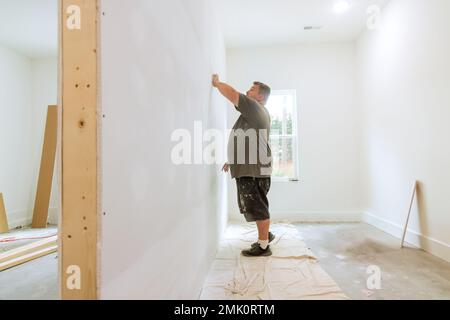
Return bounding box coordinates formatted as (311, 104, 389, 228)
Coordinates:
(266, 91, 297, 179)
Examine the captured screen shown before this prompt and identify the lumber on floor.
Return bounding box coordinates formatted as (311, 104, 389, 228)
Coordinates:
(0, 236, 57, 271)
(0, 246, 57, 272)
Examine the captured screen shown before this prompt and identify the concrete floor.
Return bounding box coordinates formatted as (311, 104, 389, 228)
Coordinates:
(295, 223, 450, 300)
(0, 252, 58, 300)
(0, 222, 449, 300)
(0, 227, 58, 300)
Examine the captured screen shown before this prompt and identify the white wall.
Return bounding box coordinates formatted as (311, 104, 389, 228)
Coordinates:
(0, 44, 57, 228)
(226, 44, 362, 222)
(100, 0, 227, 299)
(0, 45, 33, 227)
(357, 0, 450, 262)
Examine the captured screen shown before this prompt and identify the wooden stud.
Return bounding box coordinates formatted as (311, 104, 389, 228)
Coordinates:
(0, 245, 58, 272)
(401, 180, 418, 248)
(61, 0, 98, 299)
(0, 236, 57, 272)
(0, 193, 8, 234)
(0, 236, 57, 265)
(32, 106, 58, 228)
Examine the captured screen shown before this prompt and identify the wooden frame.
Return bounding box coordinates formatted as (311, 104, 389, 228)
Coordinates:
(60, 0, 99, 299)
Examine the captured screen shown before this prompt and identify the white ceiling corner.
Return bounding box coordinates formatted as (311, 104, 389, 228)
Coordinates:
(0, 0, 57, 58)
(215, 0, 391, 48)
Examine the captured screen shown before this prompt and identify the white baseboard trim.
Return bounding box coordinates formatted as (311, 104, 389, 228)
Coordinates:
(362, 212, 450, 263)
(6, 208, 59, 230)
(47, 207, 59, 225)
(7, 209, 32, 229)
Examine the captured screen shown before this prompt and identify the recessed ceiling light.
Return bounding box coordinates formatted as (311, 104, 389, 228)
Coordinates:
(304, 26, 323, 31)
(334, 1, 350, 14)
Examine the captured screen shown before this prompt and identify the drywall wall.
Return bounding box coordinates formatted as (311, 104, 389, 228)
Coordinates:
(357, 0, 450, 261)
(226, 44, 362, 221)
(0, 45, 33, 227)
(100, 0, 227, 299)
(0, 45, 58, 228)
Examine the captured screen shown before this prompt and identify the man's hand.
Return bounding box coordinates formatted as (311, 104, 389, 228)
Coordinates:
(222, 163, 229, 173)
(212, 74, 220, 88)
(212, 74, 239, 106)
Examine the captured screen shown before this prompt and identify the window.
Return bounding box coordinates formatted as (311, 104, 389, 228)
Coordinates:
(266, 90, 299, 181)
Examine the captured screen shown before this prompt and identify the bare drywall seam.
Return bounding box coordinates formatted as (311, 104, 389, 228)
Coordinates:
(96, 0, 103, 300)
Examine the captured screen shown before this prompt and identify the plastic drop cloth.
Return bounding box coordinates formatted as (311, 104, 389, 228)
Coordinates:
(199, 223, 348, 300)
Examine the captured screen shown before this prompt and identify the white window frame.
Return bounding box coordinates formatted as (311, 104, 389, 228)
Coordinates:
(266, 89, 299, 182)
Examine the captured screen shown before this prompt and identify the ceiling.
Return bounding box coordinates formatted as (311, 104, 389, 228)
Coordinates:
(0, 0, 391, 56)
(215, 0, 391, 48)
(0, 0, 57, 58)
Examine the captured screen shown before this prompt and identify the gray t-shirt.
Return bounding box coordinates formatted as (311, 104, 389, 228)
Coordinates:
(228, 93, 272, 179)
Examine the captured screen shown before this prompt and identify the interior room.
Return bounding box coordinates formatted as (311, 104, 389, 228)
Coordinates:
(0, 0, 449, 301)
(0, 0, 59, 299)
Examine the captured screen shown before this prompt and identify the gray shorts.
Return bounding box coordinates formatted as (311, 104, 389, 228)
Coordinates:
(236, 177, 271, 222)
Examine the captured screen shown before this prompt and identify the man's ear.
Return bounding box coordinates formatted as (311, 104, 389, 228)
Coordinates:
(258, 94, 265, 103)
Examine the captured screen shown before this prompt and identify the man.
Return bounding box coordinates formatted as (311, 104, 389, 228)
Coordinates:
(212, 74, 274, 257)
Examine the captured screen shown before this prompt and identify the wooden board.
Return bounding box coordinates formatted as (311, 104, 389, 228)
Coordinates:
(0, 245, 57, 272)
(61, 0, 98, 300)
(32, 106, 58, 228)
(0, 193, 8, 234)
(0, 236, 57, 264)
(401, 180, 418, 248)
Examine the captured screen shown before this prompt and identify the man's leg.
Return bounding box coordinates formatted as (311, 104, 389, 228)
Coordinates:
(256, 219, 270, 250)
(256, 219, 270, 241)
(241, 178, 273, 256)
(242, 218, 272, 256)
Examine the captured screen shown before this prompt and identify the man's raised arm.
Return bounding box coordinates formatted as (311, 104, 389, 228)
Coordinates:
(212, 74, 240, 106)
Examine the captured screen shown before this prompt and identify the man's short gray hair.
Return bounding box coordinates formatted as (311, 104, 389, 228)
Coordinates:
(254, 81, 271, 105)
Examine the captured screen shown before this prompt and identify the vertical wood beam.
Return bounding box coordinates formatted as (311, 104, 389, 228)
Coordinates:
(32, 105, 58, 229)
(61, 0, 98, 300)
